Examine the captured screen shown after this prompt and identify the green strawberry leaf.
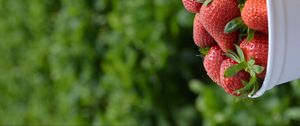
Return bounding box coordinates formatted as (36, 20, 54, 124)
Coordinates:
(237, 0, 246, 5)
(247, 28, 256, 41)
(224, 17, 243, 34)
(248, 76, 262, 96)
(238, 25, 248, 41)
(239, 24, 248, 33)
(224, 53, 239, 63)
(253, 65, 265, 74)
(234, 78, 254, 94)
(239, 33, 247, 41)
(247, 58, 255, 66)
(249, 81, 259, 96)
(199, 47, 210, 57)
(238, 4, 245, 12)
(225, 50, 240, 63)
(203, 0, 213, 6)
(235, 45, 245, 62)
(242, 80, 248, 85)
(224, 62, 247, 77)
(196, 0, 206, 3)
(237, 0, 246, 11)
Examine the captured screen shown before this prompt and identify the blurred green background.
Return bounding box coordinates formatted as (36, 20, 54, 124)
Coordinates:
(1, 0, 300, 125)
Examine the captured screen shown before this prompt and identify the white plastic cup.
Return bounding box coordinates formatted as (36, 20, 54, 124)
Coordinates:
(249, 0, 300, 98)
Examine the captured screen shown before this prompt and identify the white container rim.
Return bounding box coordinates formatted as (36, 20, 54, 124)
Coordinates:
(249, 0, 287, 98)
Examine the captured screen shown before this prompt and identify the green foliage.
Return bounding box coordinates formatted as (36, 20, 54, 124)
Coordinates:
(190, 80, 300, 126)
(0, 0, 200, 125)
(1, 0, 300, 126)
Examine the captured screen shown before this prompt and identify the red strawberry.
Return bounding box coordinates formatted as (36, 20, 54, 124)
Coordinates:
(240, 33, 268, 78)
(203, 45, 225, 85)
(199, 0, 240, 52)
(241, 0, 268, 34)
(182, 0, 202, 13)
(193, 13, 215, 48)
(220, 58, 250, 96)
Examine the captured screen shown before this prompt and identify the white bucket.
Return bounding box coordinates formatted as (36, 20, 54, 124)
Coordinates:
(249, 0, 300, 98)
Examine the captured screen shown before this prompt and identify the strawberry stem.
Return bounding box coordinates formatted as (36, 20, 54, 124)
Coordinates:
(237, 0, 246, 11)
(247, 29, 256, 41)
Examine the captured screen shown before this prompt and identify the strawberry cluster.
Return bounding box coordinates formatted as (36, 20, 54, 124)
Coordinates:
(182, 0, 268, 96)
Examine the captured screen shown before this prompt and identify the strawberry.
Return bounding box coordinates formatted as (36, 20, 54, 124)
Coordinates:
(241, 0, 268, 34)
(199, 0, 240, 52)
(193, 13, 215, 48)
(220, 58, 249, 96)
(203, 45, 225, 85)
(182, 0, 202, 13)
(240, 33, 268, 78)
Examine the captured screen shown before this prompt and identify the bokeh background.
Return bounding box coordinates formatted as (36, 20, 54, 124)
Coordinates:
(1, 0, 300, 125)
